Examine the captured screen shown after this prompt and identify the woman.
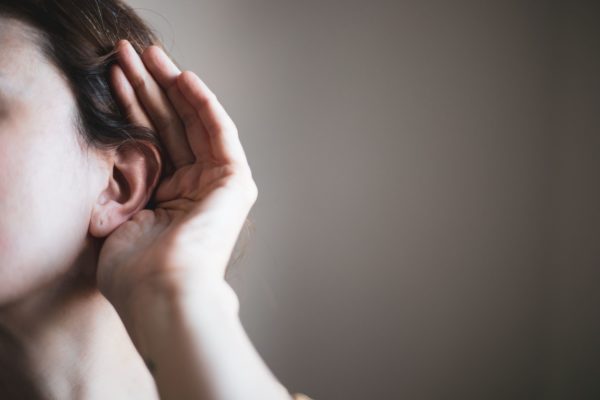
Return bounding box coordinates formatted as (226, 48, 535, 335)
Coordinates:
(0, 0, 313, 399)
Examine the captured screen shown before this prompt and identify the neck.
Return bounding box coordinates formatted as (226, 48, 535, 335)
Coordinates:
(0, 238, 158, 400)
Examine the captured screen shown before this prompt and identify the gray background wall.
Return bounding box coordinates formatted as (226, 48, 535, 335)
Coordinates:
(126, 1, 600, 398)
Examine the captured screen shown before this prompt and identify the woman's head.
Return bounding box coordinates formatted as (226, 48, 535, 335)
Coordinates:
(0, 0, 166, 306)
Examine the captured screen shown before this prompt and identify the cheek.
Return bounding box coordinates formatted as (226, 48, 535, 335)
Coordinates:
(0, 124, 92, 304)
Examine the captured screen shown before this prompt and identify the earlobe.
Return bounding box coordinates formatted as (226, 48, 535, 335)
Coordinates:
(89, 196, 120, 238)
(89, 141, 162, 238)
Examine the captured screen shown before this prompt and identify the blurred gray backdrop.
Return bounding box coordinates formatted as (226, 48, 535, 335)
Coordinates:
(126, 1, 600, 399)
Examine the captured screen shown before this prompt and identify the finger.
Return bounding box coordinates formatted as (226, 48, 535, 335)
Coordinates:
(141, 45, 213, 165)
(110, 63, 176, 177)
(109, 63, 153, 129)
(177, 71, 249, 168)
(116, 39, 196, 169)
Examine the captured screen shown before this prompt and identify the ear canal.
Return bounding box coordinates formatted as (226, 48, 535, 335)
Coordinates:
(112, 166, 131, 204)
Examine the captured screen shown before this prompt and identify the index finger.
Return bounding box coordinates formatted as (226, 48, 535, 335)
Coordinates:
(116, 40, 196, 169)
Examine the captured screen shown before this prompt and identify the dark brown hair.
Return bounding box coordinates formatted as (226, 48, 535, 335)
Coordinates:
(0, 0, 171, 207)
(0, 2, 167, 397)
(0, 0, 252, 305)
(0, 2, 254, 394)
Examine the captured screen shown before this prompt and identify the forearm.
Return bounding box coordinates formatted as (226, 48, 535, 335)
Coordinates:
(122, 279, 292, 400)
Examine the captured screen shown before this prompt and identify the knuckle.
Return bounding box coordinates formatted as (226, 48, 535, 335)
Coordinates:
(166, 83, 181, 100)
(122, 102, 136, 119)
(180, 70, 195, 81)
(144, 45, 161, 61)
(219, 164, 240, 178)
(229, 172, 258, 202)
(228, 120, 239, 134)
(155, 114, 175, 132)
(130, 75, 146, 91)
(198, 96, 211, 109)
(247, 179, 258, 201)
(200, 92, 216, 108)
(180, 111, 197, 128)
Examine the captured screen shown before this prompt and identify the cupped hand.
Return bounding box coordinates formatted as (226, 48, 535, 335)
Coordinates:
(96, 39, 256, 315)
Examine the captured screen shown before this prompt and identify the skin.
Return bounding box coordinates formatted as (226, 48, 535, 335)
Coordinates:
(0, 17, 291, 400)
(0, 18, 160, 399)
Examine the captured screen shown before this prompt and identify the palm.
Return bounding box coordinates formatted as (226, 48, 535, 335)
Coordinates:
(96, 40, 256, 307)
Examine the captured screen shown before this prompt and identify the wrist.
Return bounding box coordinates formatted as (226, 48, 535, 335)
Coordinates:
(114, 275, 291, 400)
(119, 276, 240, 354)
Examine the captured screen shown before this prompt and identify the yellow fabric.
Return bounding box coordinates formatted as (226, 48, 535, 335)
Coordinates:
(291, 393, 313, 400)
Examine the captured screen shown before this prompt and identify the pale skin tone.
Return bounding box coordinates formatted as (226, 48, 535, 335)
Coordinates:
(0, 18, 292, 400)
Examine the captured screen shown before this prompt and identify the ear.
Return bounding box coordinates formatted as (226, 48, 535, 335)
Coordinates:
(89, 141, 162, 238)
